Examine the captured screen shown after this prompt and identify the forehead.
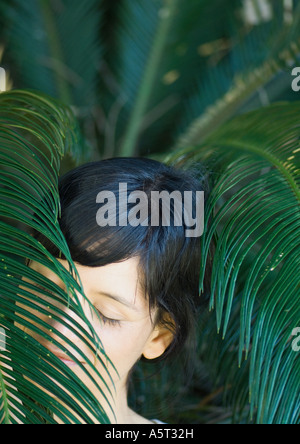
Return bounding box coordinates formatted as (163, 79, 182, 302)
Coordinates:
(31, 257, 148, 312)
(75, 258, 143, 300)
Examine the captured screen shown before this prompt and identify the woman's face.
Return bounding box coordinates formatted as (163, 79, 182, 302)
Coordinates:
(19, 257, 171, 421)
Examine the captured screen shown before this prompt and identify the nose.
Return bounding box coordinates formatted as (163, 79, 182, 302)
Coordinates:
(38, 292, 93, 363)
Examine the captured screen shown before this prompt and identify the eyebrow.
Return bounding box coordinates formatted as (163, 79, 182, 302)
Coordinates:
(98, 292, 140, 312)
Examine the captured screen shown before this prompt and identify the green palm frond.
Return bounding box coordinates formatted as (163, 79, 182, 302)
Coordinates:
(113, 0, 241, 157)
(168, 101, 300, 424)
(0, 90, 114, 424)
(175, 2, 300, 149)
(112, 0, 179, 157)
(3, 0, 300, 160)
(2, 0, 103, 107)
(1, 0, 300, 425)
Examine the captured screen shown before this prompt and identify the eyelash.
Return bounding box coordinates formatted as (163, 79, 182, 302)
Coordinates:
(95, 308, 121, 327)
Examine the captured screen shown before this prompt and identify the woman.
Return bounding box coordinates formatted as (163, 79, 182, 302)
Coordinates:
(23, 157, 207, 424)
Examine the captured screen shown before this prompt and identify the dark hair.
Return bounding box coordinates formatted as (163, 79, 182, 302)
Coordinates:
(32, 157, 209, 363)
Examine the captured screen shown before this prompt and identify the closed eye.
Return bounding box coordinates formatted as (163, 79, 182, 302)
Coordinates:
(94, 308, 121, 327)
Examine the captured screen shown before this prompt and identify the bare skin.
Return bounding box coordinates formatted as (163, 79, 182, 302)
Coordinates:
(18, 257, 173, 424)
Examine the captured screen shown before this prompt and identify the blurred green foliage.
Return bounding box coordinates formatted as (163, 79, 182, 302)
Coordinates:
(0, 0, 300, 424)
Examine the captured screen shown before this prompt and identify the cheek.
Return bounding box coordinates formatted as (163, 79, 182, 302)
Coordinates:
(96, 322, 153, 376)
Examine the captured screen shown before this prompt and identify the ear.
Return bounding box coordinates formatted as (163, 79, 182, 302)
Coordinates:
(142, 321, 175, 361)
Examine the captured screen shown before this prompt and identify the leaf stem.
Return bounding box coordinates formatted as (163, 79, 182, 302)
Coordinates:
(119, 0, 179, 157)
(39, 0, 72, 105)
(0, 360, 10, 424)
(218, 139, 300, 203)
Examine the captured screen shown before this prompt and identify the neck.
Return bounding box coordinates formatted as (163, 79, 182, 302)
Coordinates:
(106, 382, 152, 424)
(108, 383, 131, 424)
(54, 379, 150, 424)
